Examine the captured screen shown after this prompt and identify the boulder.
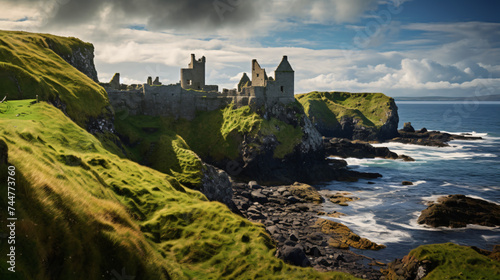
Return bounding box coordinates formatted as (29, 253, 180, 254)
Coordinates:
(277, 245, 311, 267)
(200, 164, 237, 212)
(417, 194, 500, 228)
(402, 122, 415, 133)
(287, 182, 323, 204)
(402, 181, 413, 186)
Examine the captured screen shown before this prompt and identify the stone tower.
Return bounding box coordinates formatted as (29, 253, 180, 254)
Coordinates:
(252, 59, 268, 87)
(181, 54, 206, 90)
(274, 56, 294, 96)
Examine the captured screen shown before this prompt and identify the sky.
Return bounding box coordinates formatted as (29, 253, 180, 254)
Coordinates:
(1, 0, 499, 97)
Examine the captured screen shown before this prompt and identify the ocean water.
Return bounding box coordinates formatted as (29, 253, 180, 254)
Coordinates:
(319, 101, 500, 262)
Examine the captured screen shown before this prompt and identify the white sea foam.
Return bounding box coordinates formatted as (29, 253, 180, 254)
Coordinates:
(329, 213, 412, 244)
(482, 234, 500, 242)
(412, 180, 427, 186)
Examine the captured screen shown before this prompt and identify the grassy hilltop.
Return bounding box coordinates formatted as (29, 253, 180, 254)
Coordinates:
(0, 30, 109, 127)
(296, 91, 399, 140)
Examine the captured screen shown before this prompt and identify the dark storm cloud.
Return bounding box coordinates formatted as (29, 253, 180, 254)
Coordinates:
(22, 0, 263, 31)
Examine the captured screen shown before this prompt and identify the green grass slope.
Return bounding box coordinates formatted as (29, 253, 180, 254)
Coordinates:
(409, 243, 500, 279)
(296, 92, 397, 139)
(115, 105, 303, 172)
(297, 91, 394, 128)
(0, 100, 357, 280)
(0, 30, 109, 127)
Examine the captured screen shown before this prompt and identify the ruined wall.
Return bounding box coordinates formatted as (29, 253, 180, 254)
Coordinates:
(252, 60, 267, 87)
(108, 83, 235, 120)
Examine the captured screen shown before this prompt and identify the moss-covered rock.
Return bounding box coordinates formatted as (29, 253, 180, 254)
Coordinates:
(383, 243, 500, 280)
(287, 182, 324, 204)
(314, 218, 385, 250)
(297, 91, 399, 140)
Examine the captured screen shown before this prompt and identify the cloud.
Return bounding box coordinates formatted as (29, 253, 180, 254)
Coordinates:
(275, 0, 378, 24)
(298, 57, 500, 96)
(1, 0, 385, 36)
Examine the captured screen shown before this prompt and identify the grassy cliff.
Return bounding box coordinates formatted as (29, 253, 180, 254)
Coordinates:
(0, 100, 357, 279)
(115, 105, 304, 175)
(0, 30, 109, 127)
(296, 91, 398, 140)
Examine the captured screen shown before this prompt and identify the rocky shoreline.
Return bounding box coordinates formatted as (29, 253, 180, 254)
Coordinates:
(232, 181, 386, 280)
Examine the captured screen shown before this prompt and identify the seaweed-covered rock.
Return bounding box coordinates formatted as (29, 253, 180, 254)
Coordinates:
(287, 182, 323, 204)
(418, 194, 500, 228)
(314, 218, 385, 250)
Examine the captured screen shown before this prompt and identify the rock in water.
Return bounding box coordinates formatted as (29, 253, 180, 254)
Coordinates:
(417, 194, 500, 228)
(402, 122, 415, 132)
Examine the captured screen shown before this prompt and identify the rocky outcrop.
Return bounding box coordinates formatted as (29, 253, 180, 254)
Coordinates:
(45, 37, 99, 82)
(314, 218, 386, 250)
(392, 128, 482, 147)
(402, 122, 415, 133)
(226, 102, 382, 185)
(200, 164, 237, 212)
(324, 138, 414, 161)
(418, 195, 500, 228)
(297, 92, 399, 141)
(382, 254, 433, 280)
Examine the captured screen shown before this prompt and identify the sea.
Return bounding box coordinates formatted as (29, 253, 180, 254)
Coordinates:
(319, 101, 500, 262)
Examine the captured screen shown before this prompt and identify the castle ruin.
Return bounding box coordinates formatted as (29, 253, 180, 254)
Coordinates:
(102, 54, 295, 120)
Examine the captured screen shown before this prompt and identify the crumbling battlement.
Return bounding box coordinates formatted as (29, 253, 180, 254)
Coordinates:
(103, 55, 296, 120)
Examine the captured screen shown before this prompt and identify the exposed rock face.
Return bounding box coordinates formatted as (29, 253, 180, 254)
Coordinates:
(418, 194, 500, 228)
(228, 102, 383, 185)
(382, 254, 432, 280)
(86, 106, 116, 135)
(200, 164, 237, 212)
(324, 137, 414, 161)
(46, 39, 99, 82)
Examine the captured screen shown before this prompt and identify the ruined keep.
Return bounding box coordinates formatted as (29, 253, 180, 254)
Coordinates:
(103, 54, 296, 120)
